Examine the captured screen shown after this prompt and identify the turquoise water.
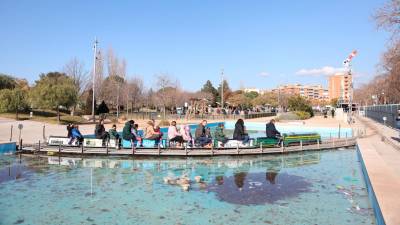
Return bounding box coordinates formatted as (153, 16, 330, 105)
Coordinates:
(0, 149, 375, 225)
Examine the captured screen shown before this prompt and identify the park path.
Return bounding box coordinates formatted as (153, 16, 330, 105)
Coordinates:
(356, 116, 400, 225)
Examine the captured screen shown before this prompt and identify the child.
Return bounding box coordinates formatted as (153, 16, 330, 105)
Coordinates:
(109, 124, 121, 148)
(132, 124, 143, 147)
(154, 126, 164, 147)
(180, 125, 194, 147)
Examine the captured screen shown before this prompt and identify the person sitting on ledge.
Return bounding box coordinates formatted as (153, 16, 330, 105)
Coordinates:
(95, 119, 109, 146)
(265, 119, 282, 144)
(109, 124, 121, 148)
(145, 120, 162, 146)
(132, 124, 142, 147)
(233, 119, 250, 144)
(70, 125, 84, 145)
(168, 121, 184, 147)
(122, 120, 136, 144)
(180, 125, 194, 147)
(214, 123, 228, 147)
(195, 120, 212, 147)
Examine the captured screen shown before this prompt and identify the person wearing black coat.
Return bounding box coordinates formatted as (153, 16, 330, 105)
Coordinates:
(233, 119, 250, 144)
(265, 119, 282, 145)
(95, 119, 109, 145)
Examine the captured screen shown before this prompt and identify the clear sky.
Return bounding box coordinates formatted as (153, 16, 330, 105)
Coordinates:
(0, 0, 390, 91)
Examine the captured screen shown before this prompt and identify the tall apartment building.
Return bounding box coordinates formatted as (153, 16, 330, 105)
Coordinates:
(272, 84, 329, 101)
(328, 72, 352, 103)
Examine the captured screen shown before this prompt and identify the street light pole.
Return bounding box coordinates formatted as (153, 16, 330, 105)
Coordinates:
(92, 38, 98, 122)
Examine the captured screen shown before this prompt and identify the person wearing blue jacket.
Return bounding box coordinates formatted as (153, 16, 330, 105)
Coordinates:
(70, 125, 84, 145)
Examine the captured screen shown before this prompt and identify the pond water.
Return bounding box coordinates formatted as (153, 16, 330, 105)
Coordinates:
(0, 149, 376, 225)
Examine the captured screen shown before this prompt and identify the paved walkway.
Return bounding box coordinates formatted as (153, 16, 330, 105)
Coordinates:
(356, 116, 400, 225)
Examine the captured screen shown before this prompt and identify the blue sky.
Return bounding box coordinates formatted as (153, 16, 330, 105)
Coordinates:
(0, 0, 390, 91)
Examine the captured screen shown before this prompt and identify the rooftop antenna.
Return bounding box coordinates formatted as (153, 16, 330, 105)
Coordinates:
(343, 50, 357, 124)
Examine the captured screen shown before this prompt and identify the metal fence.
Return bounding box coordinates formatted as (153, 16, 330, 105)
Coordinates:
(118, 112, 276, 121)
(364, 104, 400, 129)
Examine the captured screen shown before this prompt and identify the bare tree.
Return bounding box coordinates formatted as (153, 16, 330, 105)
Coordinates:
(374, 0, 400, 40)
(124, 77, 144, 116)
(63, 58, 89, 114)
(94, 49, 104, 100)
(100, 47, 126, 117)
(63, 57, 88, 96)
(155, 74, 174, 119)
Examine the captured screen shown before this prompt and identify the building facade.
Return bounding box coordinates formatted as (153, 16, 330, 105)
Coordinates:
(271, 84, 329, 101)
(328, 72, 352, 103)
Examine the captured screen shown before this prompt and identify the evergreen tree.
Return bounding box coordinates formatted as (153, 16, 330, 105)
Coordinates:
(30, 72, 78, 123)
(201, 80, 218, 105)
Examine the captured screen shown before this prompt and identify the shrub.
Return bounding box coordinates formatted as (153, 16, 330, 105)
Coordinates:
(294, 111, 311, 120)
(158, 120, 170, 127)
(288, 95, 314, 117)
(277, 112, 300, 120)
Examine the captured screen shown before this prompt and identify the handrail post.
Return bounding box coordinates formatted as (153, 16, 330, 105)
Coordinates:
(131, 140, 135, 155)
(42, 125, 46, 142)
(19, 139, 23, 151)
(81, 144, 84, 155)
(237, 143, 239, 155)
(58, 144, 61, 154)
(260, 143, 263, 153)
(38, 140, 41, 152)
(300, 140, 303, 150)
(281, 141, 284, 153)
(185, 145, 187, 156)
(10, 125, 13, 141)
(106, 141, 109, 155)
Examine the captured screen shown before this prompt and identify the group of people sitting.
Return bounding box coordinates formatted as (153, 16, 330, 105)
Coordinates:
(66, 117, 282, 148)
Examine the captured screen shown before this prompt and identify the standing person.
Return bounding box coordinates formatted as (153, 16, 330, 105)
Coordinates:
(168, 121, 184, 147)
(195, 120, 212, 147)
(233, 119, 250, 144)
(265, 119, 282, 144)
(214, 123, 228, 147)
(70, 125, 84, 145)
(109, 124, 121, 148)
(95, 119, 109, 146)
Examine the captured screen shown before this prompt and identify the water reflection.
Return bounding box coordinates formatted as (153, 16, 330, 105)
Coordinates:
(43, 152, 321, 171)
(0, 152, 321, 205)
(208, 172, 312, 205)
